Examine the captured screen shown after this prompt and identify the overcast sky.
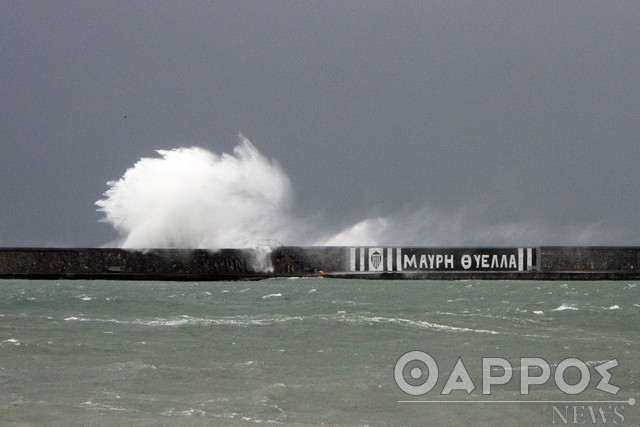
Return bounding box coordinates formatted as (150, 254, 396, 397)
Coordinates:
(1, 1, 638, 247)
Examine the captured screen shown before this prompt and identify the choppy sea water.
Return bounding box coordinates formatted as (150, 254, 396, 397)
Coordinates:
(0, 279, 637, 426)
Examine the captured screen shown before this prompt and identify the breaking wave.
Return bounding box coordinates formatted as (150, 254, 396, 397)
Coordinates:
(552, 303, 579, 311)
(96, 135, 298, 248)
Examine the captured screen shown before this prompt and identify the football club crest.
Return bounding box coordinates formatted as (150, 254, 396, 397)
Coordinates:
(369, 250, 382, 270)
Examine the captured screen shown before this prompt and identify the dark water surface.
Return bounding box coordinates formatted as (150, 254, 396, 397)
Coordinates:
(0, 279, 637, 426)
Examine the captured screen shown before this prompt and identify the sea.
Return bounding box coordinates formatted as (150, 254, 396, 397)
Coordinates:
(0, 278, 637, 426)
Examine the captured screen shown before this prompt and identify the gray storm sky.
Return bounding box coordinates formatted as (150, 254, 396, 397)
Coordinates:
(1, 1, 638, 247)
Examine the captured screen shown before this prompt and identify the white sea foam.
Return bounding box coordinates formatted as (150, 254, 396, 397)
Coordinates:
(81, 401, 129, 412)
(262, 293, 282, 299)
(62, 313, 499, 334)
(372, 316, 501, 334)
(160, 407, 207, 417)
(605, 305, 621, 310)
(63, 315, 304, 327)
(330, 314, 500, 334)
(552, 304, 579, 311)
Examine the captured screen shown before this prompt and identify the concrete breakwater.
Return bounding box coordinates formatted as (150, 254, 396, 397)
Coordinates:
(0, 246, 639, 281)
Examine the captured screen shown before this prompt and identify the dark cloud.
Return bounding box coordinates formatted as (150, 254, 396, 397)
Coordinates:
(1, 1, 638, 246)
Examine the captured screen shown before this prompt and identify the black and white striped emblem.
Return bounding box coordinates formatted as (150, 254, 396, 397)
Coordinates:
(350, 247, 403, 272)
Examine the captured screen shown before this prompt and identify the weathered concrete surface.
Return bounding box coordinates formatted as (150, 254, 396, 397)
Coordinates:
(0, 248, 272, 280)
(1, 246, 640, 280)
(271, 246, 346, 274)
(540, 247, 640, 272)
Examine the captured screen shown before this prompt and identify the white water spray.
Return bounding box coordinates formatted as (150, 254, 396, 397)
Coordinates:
(97, 135, 622, 249)
(96, 135, 296, 248)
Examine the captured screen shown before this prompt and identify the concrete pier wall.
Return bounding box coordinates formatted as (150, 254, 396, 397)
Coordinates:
(0, 246, 639, 280)
(539, 247, 640, 272)
(0, 248, 262, 280)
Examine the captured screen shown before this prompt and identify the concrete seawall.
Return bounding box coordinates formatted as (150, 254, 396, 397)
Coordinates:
(0, 246, 639, 281)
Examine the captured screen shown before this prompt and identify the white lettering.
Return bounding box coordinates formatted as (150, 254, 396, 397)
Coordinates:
(500, 255, 508, 268)
(473, 254, 481, 267)
(555, 358, 590, 395)
(482, 357, 512, 395)
(393, 351, 439, 396)
(481, 255, 489, 268)
(509, 255, 517, 269)
(394, 354, 622, 399)
(420, 255, 428, 269)
(595, 359, 620, 394)
(403, 253, 456, 269)
(573, 406, 586, 424)
(551, 406, 569, 424)
(491, 255, 499, 268)
(445, 254, 454, 269)
(520, 358, 551, 395)
(441, 358, 475, 395)
(461, 255, 472, 269)
(587, 406, 608, 424)
(404, 254, 417, 269)
(550, 405, 624, 425)
(613, 405, 625, 423)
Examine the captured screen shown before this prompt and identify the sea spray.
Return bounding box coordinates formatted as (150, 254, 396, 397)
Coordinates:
(97, 135, 394, 249)
(96, 135, 296, 248)
(318, 218, 389, 246)
(96, 135, 611, 248)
